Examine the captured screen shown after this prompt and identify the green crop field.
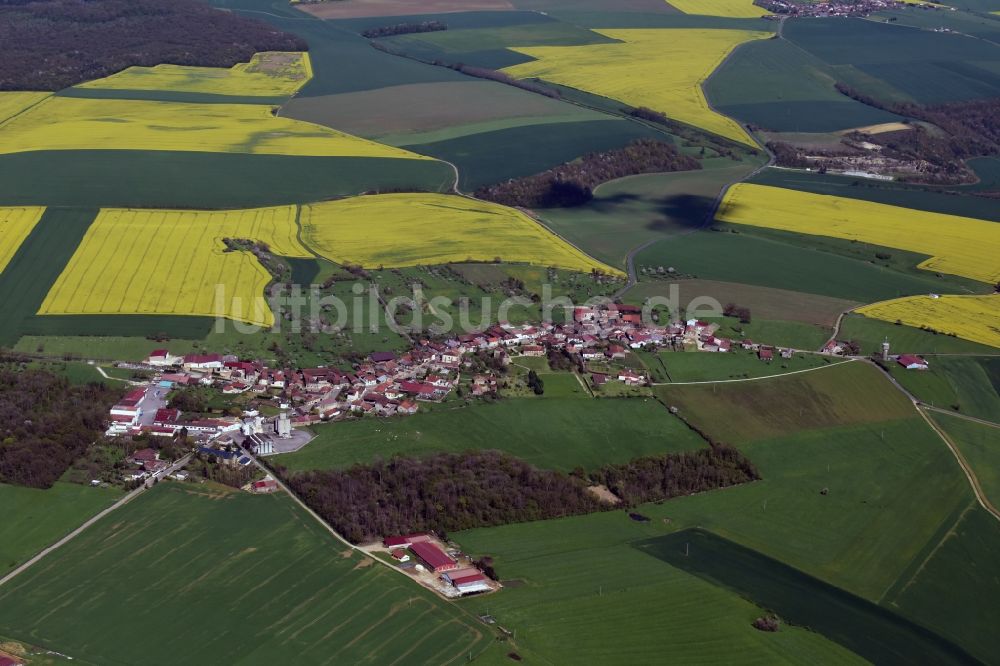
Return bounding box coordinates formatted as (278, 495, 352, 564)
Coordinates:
(655, 361, 915, 444)
(638, 529, 978, 665)
(648, 418, 972, 599)
(0, 482, 492, 665)
(283, 80, 606, 143)
(890, 358, 1000, 421)
(748, 168, 1000, 223)
(384, 17, 616, 52)
(0, 483, 121, 575)
(886, 506, 1000, 664)
(279, 397, 706, 473)
(783, 17, 1000, 105)
(707, 316, 832, 350)
(839, 314, 999, 356)
(0, 207, 96, 346)
(453, 511, 865, 665)
(538, 164, 757, 269)
(653, 351, 841, 383)
(634, 228, 972, 304)
(402, 119, 666, 190)
(13, 335, 205, 362)
(0, 151, 454, 209)
(931, 412, 1000, 507)
(332, 8, 556, 35)
(874, 7, 1000, 44)
(634, 529, 973, 664)
(626, 279, 858, 327)
(455, 409, 987, 662)
(25, 360, 107, 385)
(706, 37, 904, 132)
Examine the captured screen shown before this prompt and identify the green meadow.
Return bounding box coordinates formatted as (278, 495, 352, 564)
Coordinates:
(655, 361, 914, 444)
(651, 351, 840, 383)
(839, 315, 999, 356)
(891, 357, 1000, 421)
(634, 229, 968, 304)
(931, 412, 1000, 507)
(450, 357, 995, 663)
(0, 482, 121, 575)
(279, 396, 706, 473)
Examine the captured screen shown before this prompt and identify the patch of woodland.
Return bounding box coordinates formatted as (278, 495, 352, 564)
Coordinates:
(281, 445, 759, 543)
(0, 360, 120, 488)
(0, 0, 306, 90)
(475, 139, 701, 208)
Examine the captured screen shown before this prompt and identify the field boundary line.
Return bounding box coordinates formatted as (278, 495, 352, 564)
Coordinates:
(0, 453, 191, 590)
(922, 405, 1000, 430)
(0, 94, 52, 130)
(916, 406, 1000, 523)
(652, 358, 853, 386)
(880, 499, 976, 605)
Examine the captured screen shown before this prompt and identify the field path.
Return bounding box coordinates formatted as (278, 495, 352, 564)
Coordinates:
(822, 308, 852, 351)
(652, 358, 853, 386)
(867, 359, 1000, 523)
(0, 453, 192, 590)
(916, 407, 1000, 522)
(95, 365, 142, 385)
(921, 405, 1000, 430)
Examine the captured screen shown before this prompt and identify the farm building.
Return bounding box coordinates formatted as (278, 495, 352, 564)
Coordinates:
(897, 354, 929, 370)
(251, 479, 279, 493)
(410, 541, 458, 573)
(146, 349, 181, 366)
(383, 533, 433, 549)
(448, 572, 491, 595)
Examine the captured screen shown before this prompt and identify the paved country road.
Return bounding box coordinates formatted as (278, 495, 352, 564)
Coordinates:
(0, 453, 192, 590)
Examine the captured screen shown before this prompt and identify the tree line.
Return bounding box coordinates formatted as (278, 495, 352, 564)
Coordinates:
(361, 21, 447, 39)
(475, 139, 701, 208)
(0, 0, 306, 90)
(591, 446, 760, 506)
(281, 445, 759, 544)
(368, 40, 561, 99)
(0, 363, 120, 488)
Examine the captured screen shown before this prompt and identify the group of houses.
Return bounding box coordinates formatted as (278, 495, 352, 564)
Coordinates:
(758, 0, 913, 18)
(109, 303, 823, 439)
(106, 383, 245, 440)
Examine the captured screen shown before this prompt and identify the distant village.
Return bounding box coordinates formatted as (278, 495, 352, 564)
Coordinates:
(757, 0, 940, 18)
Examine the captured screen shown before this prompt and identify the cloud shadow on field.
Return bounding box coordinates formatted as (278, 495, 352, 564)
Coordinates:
(645, 193, 729, 231)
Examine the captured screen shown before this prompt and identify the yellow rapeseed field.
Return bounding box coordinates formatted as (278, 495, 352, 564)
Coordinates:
(717, 184, 1000, 285)
(75, 52, 313, 98)
(857, 295, 1000, 348)
(667, 0, 769, 18)
(0, 207, 45, 274)
(0, 96, 430, 158)
(0, 92, 50, 125)
(40, 206, 311, 327)
(504, 29, 770, 147)
(300, 193, 624, 276)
